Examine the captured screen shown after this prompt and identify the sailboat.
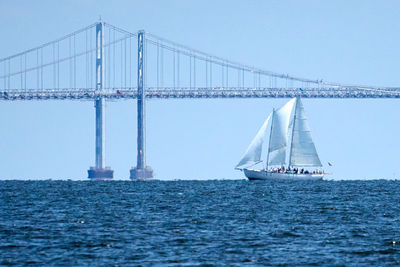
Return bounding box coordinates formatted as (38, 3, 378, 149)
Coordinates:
(235, 97, 324, 180)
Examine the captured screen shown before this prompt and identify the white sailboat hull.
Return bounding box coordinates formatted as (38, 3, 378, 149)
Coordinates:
(244, 169, 323, 181)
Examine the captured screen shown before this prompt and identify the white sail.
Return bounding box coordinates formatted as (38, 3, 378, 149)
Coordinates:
(289, 98, 322, 167)
(236, 113, 271, 169)
(267, 98, 296, 166)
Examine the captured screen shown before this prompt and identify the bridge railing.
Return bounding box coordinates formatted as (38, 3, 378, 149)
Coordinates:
(2, 87, 400, 100)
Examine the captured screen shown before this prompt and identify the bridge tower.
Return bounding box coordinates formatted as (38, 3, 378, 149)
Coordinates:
(88, 22, 114, 180)
(130, 31, 154, 180)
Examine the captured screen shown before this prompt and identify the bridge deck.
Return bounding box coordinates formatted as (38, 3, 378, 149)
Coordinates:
(1, 87, 400, 100)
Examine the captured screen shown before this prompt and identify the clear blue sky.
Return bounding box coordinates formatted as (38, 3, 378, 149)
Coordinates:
(1, 0, 400, 180)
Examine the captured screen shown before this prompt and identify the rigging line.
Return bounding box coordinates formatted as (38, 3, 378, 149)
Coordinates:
(0, 23, 97, 63)
(266, 109, 275, 170)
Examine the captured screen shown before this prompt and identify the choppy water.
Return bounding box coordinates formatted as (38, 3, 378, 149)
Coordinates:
(0, 180, 399, 266)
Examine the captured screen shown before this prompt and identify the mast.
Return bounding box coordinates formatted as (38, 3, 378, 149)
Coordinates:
(288, 97, 298, 169)
(265, 109, 275, 170)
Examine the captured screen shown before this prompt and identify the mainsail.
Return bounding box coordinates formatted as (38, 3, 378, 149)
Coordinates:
(236, 113, 271, 169)
(267, 98, 296, 167)
(289, 98, 322, 167)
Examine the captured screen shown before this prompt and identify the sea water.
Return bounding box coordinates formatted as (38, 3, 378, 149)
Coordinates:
(0, 180, 399, 266)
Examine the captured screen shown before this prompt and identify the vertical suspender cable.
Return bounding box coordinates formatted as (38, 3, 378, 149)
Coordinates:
(69, 38, 71, 89)
(124, 37, 127, 89)
(145, 38, 147, 89)
(57, 42, 60, 89)
(221, 63, 224, 88)
(226, 63, 228, 88)
(242, 68, 244, 88)
(3, 62, 5, 89)
(20, 56, 22, 89)
(113, 31, 115, 89)
(41, 48, 43, 89)
(74, 34, 76, 89)
(210, 58, 212, 88)
(53, 43, 56, 89)
(90, 29, 92, 88)
(108, 28, 111, 89)
(157, 42, 159, 88)
(160, 42, 163, 87)
(37, 50, 39, 89)
(193, 56, 196, 89)
(177, 51, 179, 88)
(121, 37, 123, 89)
(237, 69, 240, 88)
(129, 36, 132, 89)
(205, 60, 208, 89)
(104, 28, 106, 89)
(173, 50, 175, 89)
(24, 53, 27, 89)
(86, 30, 88, 89)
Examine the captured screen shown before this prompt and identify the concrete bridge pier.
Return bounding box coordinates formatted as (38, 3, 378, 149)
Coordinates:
(88, 22, 113, 180)
(130, 31, 153, 180)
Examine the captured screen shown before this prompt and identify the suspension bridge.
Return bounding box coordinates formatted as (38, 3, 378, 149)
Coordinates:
(1, 21, 399, 180)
